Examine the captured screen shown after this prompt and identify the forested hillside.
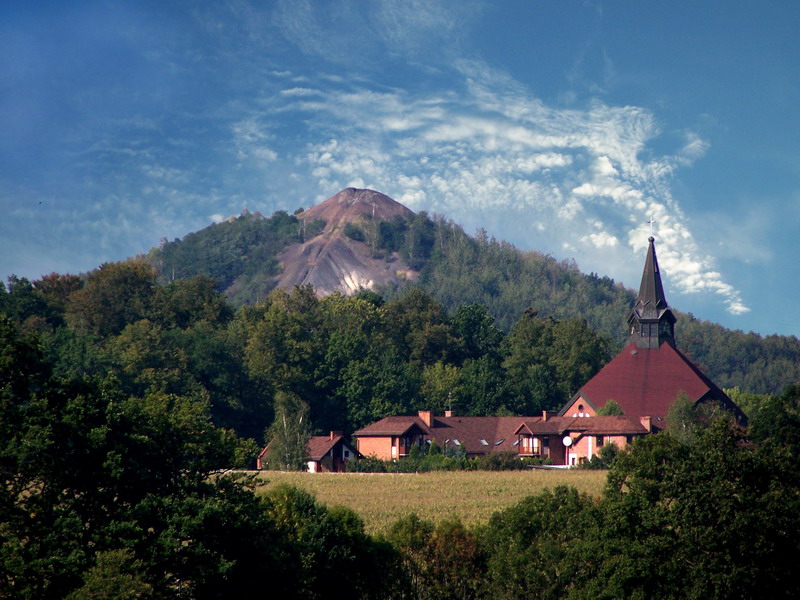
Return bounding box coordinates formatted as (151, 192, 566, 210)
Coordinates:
(142, 206, 800, 396)
(0, 269, 612, 440)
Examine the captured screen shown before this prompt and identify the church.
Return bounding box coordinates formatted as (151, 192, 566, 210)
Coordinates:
(353, 237, 747, 466)
(543, 235, 748, 464)
(559, 236, 747, 426)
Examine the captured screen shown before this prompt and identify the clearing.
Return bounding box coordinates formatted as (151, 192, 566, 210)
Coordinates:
(255, 469, 608, 535)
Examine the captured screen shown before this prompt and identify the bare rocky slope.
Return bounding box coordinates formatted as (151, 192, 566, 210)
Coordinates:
(275, 188, 419, 296)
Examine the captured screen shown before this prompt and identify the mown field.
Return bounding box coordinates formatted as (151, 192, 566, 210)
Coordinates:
(255, 469, 608, 535)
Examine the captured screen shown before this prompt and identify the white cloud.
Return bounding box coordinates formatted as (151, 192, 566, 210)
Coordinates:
(271, 64, 748, 315)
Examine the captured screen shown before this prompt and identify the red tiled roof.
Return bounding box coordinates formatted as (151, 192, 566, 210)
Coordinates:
(259, 434, 359, 462)
(306, 435, 358, 460)
(426, 416, 526, 454)
(353, 416, 431, 437)
(569, 342, 735, 419)
(515, 415, 648, 437)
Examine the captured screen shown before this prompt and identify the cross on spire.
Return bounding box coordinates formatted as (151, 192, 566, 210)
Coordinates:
(647, 217, 656, 236)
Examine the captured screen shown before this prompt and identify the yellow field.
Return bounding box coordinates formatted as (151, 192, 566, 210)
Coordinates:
(254, 469, 608, 535)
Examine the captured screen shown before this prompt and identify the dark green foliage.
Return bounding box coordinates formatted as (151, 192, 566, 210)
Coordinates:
(147, 209, 306, 305)
(264, 484, 403, 600)
(65, 549, 154, 600)
(569, 419, 800, 600)
(65, 261, 158, 338)
(385, 514, 484, 600)
(378, 215, 409, 253)
(579, 442, 620, 469)
(0, 320, 287, 599)
(344, 221, 366, 242)
(501, 310, 611, 413)
(346, 447, 545, 473)
(481, 486, 595, 600)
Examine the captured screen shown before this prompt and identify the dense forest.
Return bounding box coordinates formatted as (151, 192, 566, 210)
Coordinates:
(0, 265, 616, 441)
(144, 208, 800, 395)
(2, 302, 800, 598)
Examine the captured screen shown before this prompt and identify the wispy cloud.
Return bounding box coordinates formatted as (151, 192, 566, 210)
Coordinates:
(257, 60, 748, 315)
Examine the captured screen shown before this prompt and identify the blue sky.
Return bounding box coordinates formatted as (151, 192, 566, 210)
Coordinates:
(2, 1, 799, 337)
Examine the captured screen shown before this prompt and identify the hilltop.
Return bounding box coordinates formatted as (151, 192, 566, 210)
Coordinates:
(275, 188, 419, 295)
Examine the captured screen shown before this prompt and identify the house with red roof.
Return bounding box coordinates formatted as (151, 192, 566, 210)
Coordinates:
(353, 410, 526, 459)
(257, 431, 359, 472)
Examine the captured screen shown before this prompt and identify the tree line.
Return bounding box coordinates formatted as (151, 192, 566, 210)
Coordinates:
(0, 264, 613, 443)
(141, 208, 800, 395)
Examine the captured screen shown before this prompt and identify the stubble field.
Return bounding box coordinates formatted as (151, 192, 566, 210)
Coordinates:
(255, 469, 608, 535)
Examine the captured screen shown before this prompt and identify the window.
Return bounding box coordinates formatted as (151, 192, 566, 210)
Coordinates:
(453, 439, 461, 446)
(494, 439, 505, 446)
(542, 437, 549, 447)
(480, 439, 489, 446)
(596, 435, 604, 446)
(344, 450, 350, 458)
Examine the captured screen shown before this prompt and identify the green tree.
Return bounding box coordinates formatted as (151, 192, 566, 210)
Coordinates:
(482, 486, 594, 600)
(596, 399, 623, 416)
(450, 303, 504, 362)
(420, 361, 460, 413)
(152, 275, 232, 329)
(0, 319, 286, 599)
(264, 391, 311, 471)
(65, 260, 158, 338)
(65, 549, 153, 600)
(244, 285, 325, 399)
(571, 420, 800, 599)
(264, 485, 403, 600)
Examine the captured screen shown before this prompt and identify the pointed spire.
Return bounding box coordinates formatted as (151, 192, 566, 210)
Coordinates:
(627, 237, 676, 348)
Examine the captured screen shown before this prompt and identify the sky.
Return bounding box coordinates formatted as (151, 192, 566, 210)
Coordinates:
(2, 1, 799, 338)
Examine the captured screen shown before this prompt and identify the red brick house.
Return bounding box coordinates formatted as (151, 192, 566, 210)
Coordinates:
(514, 413, 649, 466)
(257, 431, 360, 472)
(353, 410, 526, 459)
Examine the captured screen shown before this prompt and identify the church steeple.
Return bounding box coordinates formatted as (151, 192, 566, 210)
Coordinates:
(627, 236, 676, 349)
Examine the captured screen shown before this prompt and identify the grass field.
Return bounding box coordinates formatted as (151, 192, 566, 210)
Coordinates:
(254, 469, 608, 535)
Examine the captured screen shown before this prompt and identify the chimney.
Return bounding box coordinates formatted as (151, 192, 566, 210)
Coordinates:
(418, 410, 432, 427)
(330, 431, 342, 441)
(444, 410, 454, 418)
(542, 410, 556, 421)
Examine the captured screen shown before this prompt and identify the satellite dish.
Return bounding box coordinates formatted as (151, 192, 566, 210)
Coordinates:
(562, 435, 573, 447)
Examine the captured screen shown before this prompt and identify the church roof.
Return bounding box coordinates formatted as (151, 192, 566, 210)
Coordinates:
(566, 341, 742, 421)
(634, 237, 670, 316)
